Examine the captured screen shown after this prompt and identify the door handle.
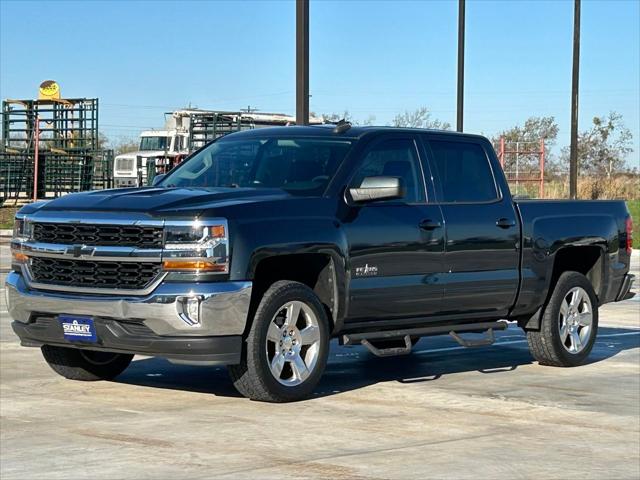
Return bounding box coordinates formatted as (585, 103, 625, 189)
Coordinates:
(419, 219, 442, 230)
(496, 218, 516, 229)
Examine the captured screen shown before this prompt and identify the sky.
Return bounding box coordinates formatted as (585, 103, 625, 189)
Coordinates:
(1, 0, 639, 166)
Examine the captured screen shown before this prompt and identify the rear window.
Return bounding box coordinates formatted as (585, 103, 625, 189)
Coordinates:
(428, 140, 498, 203)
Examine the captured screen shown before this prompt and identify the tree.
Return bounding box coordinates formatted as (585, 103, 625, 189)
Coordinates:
(391, 107, 451, 130)
(571, 112, 633, 178)
(112, 138, 139, 156)
(491, 116, 559, 174)
(316, 110, 376, 126)
(98, 132, 139, 156)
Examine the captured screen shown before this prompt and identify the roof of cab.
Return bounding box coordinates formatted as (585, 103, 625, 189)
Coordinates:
(221, 125, 488, 142)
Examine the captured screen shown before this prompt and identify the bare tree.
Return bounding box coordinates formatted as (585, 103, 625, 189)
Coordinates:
(391, 107, 451, 130)
(100, 133, 139, 156)
(316, 111, 376, 126)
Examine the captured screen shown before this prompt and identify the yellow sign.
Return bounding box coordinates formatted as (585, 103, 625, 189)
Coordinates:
(39, 80, 60, 100)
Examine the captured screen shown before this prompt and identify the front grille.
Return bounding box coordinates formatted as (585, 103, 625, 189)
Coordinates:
(116, 158, 135, 172)
(30, 257, 162, 290)
(32, 223, 163, 249)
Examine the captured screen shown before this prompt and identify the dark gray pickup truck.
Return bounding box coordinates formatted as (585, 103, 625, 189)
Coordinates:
(7, 125, 635, 402)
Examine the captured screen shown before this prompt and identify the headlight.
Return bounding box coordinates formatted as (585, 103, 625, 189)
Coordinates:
(162, 220, 229, 273)
(12, 216, 32, 241)
(11, 216, 32, 270)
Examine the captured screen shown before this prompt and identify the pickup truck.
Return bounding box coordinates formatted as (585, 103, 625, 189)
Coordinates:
(7, 125, 635, 402)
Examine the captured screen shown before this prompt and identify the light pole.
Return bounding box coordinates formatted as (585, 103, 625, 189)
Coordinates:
(457, 0, 465, 132)
(296, 0, 310, 126)
(569, 0, 580, 199)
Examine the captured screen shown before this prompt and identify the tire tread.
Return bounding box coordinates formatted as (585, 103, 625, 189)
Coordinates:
(526, 271, 598, 367)
(228, 280, 329, 402)
(41, 345, 133, 381)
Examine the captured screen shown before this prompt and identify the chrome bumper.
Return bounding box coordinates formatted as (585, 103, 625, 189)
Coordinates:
(5, 271, 252, 337)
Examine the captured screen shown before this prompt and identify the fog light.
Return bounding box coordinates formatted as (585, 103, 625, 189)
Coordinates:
(177, 295, 202, 327)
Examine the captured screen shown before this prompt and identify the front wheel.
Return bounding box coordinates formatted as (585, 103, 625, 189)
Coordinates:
(228, 281, 330, 402)
(41, 345, 133, 381)
(526, 271, 598, 367)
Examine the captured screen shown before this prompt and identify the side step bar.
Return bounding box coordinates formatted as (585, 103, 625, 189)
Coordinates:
(343, 321, 508, 357)
(361, 336, 413, 358)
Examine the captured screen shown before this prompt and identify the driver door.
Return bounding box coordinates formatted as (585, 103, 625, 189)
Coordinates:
(341, 135, 446, 323)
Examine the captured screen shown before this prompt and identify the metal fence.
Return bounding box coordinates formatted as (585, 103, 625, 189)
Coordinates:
(1, 97, 113, 202)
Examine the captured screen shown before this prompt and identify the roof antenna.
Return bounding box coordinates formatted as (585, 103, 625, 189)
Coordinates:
(333, 119, 352, 134)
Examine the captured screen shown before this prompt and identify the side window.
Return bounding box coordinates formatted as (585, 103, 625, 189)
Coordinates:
(428, 140, 498, 203)
(351, 138, 425, 203)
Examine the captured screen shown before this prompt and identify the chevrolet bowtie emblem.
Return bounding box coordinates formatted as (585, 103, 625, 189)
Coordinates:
(67, 245, 95, 258)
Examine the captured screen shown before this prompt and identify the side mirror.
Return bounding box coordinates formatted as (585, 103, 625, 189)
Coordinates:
(349, 176, 404, 203)
(151, 173, 166, 186)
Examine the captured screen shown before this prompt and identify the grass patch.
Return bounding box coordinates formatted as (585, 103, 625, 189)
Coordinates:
(0, 206, 19, 230)
(627, 200, 639, 248)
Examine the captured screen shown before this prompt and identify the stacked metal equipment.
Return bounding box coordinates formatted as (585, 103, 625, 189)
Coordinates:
(0, 97, 114, 203)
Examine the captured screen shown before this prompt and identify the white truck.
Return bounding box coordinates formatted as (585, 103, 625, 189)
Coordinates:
(112, 129, 189, 188)
(113, 109, 323, 188)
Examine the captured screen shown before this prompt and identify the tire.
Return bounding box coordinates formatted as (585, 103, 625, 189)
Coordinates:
(228, 280, 330, 402)
(41, 345, 133, 381)
(526, 271, 599, 367)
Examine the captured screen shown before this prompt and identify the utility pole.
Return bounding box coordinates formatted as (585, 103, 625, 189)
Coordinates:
(456, 0, 465, 132)
(569, 0, 581, 199)
(296, 0, 310, 126)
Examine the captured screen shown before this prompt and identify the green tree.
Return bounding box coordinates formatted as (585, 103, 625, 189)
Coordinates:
(391, 107, 450, 130)
(569, 112, 633, 178)
(491, 116, 559, 174)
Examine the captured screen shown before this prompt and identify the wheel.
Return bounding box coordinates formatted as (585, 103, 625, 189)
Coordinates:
(526, 271, 598, 367)
(228, 280, 330, 402)
(41, 345, 133, 381)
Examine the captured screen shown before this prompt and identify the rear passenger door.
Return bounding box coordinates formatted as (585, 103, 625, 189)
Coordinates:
(421, 136, 519, 318)
(342, 135, 446, 322)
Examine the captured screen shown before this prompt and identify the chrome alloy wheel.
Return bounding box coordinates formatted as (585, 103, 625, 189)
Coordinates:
(559, 286, 593, 354)
(265, 301, 321, 386)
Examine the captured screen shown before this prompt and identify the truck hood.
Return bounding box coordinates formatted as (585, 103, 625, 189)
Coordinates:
(32, 187, 292, 216)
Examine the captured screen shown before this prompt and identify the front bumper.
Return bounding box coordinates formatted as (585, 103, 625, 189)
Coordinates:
(5, 272, 252, 363)
(12, 318, 242, 365)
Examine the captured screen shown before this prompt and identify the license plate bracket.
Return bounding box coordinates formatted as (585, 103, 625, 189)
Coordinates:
(59, 315, 98, 343)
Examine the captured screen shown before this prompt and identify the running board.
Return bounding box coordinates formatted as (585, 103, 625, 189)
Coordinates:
(449, 328, 495, 347)
(342, 320, 508, 354)
(361, 336, 413, 357)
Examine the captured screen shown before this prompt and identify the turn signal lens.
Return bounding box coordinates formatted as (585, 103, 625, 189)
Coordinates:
(11, 251, 28, 263)
(162, 260, 227, 272)
(210, 225, 225, 238)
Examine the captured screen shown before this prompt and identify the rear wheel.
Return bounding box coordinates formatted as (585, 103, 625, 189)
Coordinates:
(41, 345, 133, 381)
(526, 271, 598, 367)
(228, 281, 330, 402)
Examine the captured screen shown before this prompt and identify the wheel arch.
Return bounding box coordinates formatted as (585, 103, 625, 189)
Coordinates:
(519, 244, 605, 331)
(247, 249, 347, 335)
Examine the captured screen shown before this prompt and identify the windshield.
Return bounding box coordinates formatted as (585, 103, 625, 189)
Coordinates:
(159, 137, 354, 196)
(140, 136, 170, 151)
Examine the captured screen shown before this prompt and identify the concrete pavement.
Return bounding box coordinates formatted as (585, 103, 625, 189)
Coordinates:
(1, 250, 638, 479)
